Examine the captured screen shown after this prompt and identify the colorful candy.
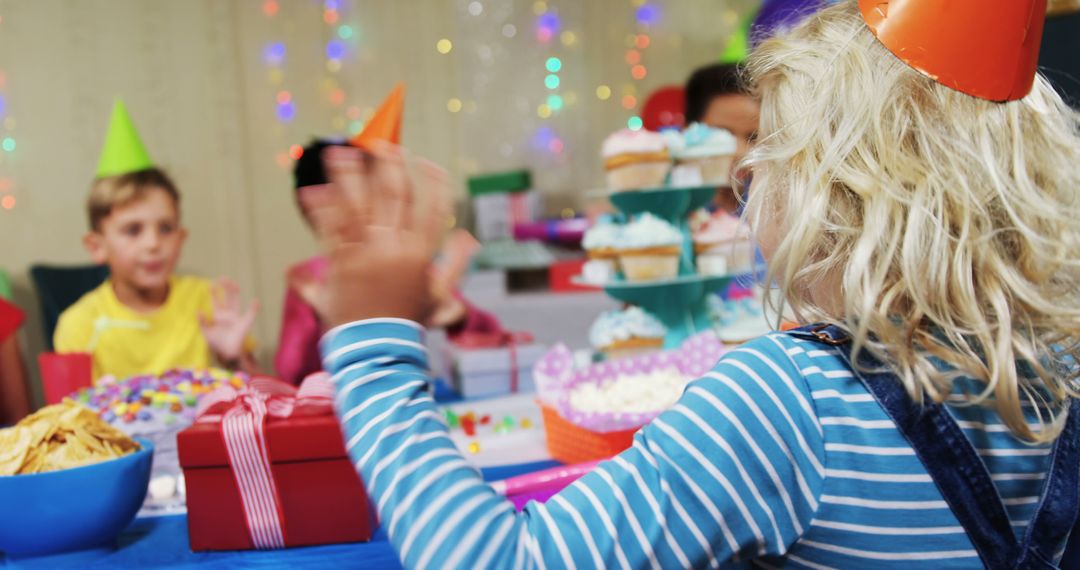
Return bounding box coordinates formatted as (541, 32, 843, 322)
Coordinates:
(467, 441, 481, 454)
(69, 368, 250, 426)
(461, 415, 477, 437)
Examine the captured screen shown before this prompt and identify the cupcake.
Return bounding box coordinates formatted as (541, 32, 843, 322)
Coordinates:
(589, 306, 667, 360)
(601, 129, 671, 191)
(664, 123, 737, 187)
(581, 215, 623, 284)
(708, 295, 771, 345)
(618, 213, 684, 282)
(691, 210, 753, 275)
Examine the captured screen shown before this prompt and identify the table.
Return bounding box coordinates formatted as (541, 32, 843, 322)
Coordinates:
(3, 392, 559, 569)
(5, 460, 559, 569)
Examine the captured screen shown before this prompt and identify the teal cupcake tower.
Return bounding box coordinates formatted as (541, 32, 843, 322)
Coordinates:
(594, 184, 741, 349)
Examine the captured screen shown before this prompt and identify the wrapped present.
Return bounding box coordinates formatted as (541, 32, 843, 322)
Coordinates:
(442, 331, 547, 399)
(177, 374, 373, 551)
(468, 170, 541, 242)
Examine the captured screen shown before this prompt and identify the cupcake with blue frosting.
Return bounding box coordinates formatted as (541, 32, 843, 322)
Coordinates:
(589, 306, 668, 360)
(617, 213, 684, 282)
(581, 215, 624, 284)
(664, 123, 737, 187)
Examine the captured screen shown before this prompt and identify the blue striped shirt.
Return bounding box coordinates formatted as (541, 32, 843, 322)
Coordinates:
(323, 319, 1059, 568)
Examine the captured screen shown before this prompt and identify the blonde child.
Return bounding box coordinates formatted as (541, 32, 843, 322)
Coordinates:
(55, 102, 258, 380)
(310, 1, 1079, 567)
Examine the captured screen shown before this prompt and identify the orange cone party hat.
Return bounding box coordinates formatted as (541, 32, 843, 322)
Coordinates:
(858, 0, 1048, 102)
(350, 83, 404, 151)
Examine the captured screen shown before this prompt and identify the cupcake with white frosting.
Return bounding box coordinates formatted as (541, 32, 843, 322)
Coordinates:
(617, 213, 684, 282)
(664, 123, 737, 187)
(589, 306, 667, 360)
(581, 215, 623, 284)
(601, 129, 671, 191)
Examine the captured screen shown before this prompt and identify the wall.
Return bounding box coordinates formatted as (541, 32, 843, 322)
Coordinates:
(0, 0, 748, 404)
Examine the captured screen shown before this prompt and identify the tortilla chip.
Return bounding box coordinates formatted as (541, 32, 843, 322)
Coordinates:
(0, 401, 140, 475)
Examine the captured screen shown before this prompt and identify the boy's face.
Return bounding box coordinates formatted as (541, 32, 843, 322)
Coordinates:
(84, 187, 187, 293)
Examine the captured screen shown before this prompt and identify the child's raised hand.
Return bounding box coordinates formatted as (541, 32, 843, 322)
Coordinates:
(199, 278, 258, 365)
(304, 143, 452, 327)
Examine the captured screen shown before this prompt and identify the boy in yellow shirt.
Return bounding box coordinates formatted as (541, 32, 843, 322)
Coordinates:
(55, 101, 258, 381)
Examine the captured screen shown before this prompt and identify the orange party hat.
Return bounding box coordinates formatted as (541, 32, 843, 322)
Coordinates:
(858, 0, 1047, 102)
(350, 83, 405, 151)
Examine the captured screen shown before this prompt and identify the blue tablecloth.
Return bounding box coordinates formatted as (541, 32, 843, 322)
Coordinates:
(4, 460, 559, 569)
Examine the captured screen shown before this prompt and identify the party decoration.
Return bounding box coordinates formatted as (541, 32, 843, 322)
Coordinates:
(640, 85, 685, 132)
(96, 99, 153, 178)
(349, 83, 404, 151)
(858, 0, 1047, 101)
(751, 0, 825, 47)
(720, 9, 755, 63)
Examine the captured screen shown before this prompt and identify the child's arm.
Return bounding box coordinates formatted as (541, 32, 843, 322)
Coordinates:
(310, 145, 825, 567)
(325, 323, 824, 567)
(199, 279, 259, 374)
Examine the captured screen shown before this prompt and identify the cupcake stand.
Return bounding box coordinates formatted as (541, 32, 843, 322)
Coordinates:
(581, 184, 743, 348)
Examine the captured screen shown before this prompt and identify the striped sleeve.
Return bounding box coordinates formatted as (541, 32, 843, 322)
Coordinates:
(323, 321, 826, 569)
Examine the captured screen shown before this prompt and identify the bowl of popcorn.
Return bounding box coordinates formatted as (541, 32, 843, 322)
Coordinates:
(533, 332, 726, 463)
(0, 402, 153, 560)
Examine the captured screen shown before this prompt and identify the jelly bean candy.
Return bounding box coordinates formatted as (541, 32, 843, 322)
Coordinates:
(479, 415, 492, 425)
(467, 441, 481, 454)
(184, 394, 198, 407)
(445, 409, 460, 428)
(170, 402, 183, 413)
(520, 418, 533, 429)
(461, 415, 477, 437)
(123, 412, 136, 423)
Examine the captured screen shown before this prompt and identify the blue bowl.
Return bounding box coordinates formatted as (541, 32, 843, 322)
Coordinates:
(0, 438, 153, 559)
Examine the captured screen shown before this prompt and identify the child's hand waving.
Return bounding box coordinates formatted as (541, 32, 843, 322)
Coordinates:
(303, 143, 452, 327)
(199, 278, 258, 368)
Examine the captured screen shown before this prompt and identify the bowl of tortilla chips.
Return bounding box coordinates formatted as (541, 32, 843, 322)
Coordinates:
(0, 401, 153, 559)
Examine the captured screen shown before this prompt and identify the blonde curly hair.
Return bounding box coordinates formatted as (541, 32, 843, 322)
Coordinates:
(742, 0, 1080, 443)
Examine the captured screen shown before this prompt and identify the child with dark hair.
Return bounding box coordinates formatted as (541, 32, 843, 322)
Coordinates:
(273, 138, 502, 385)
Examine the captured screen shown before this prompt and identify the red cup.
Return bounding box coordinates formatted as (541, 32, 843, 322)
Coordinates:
(38, 352, 93, 404)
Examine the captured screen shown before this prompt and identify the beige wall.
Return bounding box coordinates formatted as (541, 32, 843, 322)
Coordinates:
(0, 0, 747, 404)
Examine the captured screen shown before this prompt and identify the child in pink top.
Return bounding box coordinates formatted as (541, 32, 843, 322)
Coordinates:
(275, 139, 502, 385)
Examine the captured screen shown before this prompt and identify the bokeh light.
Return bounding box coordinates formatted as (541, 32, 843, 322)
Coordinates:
(631, 65, 647, 80)
(627, 116, 643, 130)
(338, 25, 354, 39)
(1, 137, 15, 152)
(289, 144, 304, 160)
(436, 39, 453, 54)
(596, 85, 612, 100)
(537, 104, 552, 119)
(544, 74, 560, 89)
(547, 94, 564, 110)
(545, 57, 562, 73)
(447, 98, 463, 113)
(621, 95, 636, 109)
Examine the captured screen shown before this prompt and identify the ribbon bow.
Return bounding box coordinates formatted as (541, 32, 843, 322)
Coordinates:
(196, 373, 335, 550)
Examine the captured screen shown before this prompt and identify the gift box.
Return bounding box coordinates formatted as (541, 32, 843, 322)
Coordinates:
(468, 170, 541, 242)
(177, 375, 374, 551)
(441, 334, 547, 399)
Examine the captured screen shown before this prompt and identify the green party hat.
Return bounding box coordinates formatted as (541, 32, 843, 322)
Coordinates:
(719, 9, 754, 64)
(96, 99, 154, 178)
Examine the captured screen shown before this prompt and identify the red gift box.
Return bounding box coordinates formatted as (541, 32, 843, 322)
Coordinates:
(177, 375, 374, 551)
